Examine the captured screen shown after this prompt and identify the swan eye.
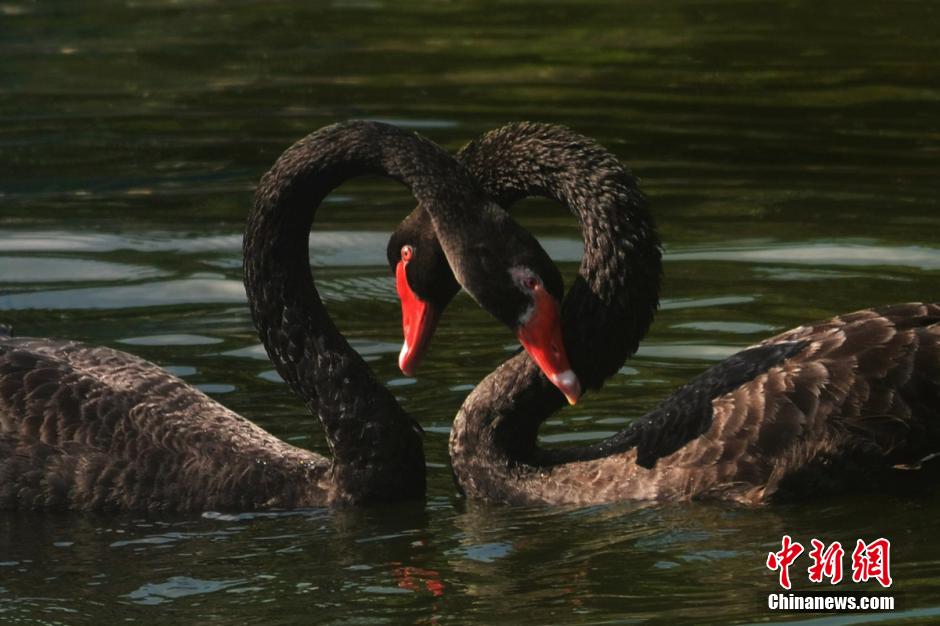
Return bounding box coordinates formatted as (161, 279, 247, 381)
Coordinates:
(401, 245, 414, 262)
(523, 276, 540, 291)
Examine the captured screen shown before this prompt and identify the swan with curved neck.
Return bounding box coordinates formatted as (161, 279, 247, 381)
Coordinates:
(391, 122, 940, 505)
(0, 121, 570, 511)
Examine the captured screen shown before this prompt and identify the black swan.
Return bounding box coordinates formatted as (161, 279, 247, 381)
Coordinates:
(0, 121, 569, 512)
(390, 122, 940, 505)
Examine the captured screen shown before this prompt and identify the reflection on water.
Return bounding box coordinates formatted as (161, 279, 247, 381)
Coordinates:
(6, 497, 937, 623)
(671, 243, 940, 270)
(0, 276, 247, 309)
(2, 0, 940, 623)
(0, 256, 168, 283)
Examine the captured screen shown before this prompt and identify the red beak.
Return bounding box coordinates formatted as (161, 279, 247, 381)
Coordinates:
(395, 260, 440, 376)
(515, 286, 581, 405)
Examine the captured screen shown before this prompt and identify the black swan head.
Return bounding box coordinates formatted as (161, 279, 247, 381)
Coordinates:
(387, 199, 580, 404)
(388, 122, 662, 407)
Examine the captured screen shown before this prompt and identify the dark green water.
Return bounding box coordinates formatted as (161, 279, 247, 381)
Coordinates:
(2, 1, 940, 623)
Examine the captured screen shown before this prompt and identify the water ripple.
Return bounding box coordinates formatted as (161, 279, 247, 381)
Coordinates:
(0, 256, 167, 283)
(124, 576, 248, 606)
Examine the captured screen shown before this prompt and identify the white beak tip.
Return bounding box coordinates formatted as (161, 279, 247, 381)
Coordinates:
(550, 369, 581, 405)
(398, 341, 415, 376)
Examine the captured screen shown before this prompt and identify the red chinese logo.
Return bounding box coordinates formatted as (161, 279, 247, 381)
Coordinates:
(767, 536, 892, 589)
(851, 538, 893, 588)
(807, 539, 845, 584)
(766, 535, 804, 590)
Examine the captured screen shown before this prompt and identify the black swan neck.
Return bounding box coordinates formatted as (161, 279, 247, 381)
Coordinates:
(453, 123, 662, 467)
(244, 121, 481, 501)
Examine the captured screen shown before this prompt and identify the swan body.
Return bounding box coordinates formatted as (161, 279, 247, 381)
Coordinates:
(0, 121, 565, 512)
(0, 122, 433, 511)
(451, 303, 940, 505)
(0, 339, 329, 511)
(390, 122, 940, 505)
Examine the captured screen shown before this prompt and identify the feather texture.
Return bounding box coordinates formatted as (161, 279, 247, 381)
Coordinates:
(446, 123, 940, 505)
(0, 339, 328, 511)
(0, 121, 506, 511)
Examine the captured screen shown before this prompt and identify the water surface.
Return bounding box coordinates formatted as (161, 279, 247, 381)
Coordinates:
(2, 1, 939, 623)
